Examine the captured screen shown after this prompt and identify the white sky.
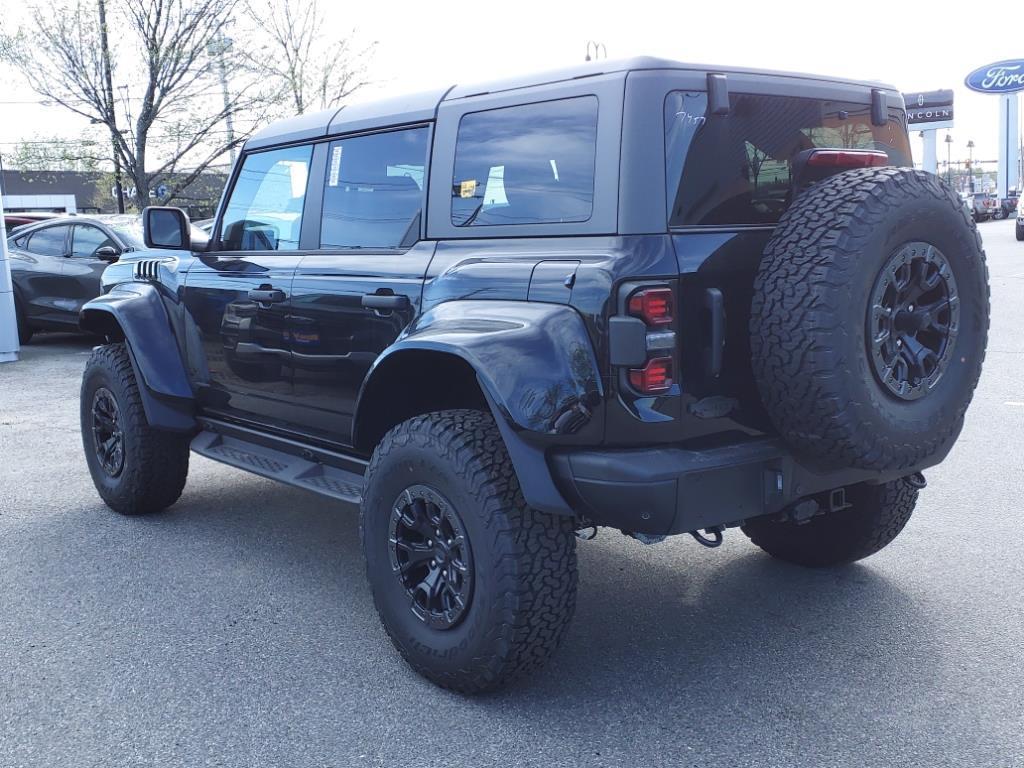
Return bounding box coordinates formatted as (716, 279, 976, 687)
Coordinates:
(0, 0, 1020, 170)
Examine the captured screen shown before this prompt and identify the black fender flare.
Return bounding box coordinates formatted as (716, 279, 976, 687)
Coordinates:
(355, 300, 604, 516)
(79, 283, 196, 432)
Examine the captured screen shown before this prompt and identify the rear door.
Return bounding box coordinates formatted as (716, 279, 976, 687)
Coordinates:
(183, 144, 313, 430)
(10, 223, 74, 326)
(286, 126, 433, 446)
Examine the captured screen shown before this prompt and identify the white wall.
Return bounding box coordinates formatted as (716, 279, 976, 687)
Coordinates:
(1, 194, 77, 213)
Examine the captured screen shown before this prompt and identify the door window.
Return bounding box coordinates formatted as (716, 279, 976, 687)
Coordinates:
(220, 144, 313, 251)
(319, 127, 429, 249)
(26, 225, 69, 256)
(71, 225, 116, 258)
(451, 96, 599, 227)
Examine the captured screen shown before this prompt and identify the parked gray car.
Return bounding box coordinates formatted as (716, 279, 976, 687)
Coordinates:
(6, 214, 206, 343)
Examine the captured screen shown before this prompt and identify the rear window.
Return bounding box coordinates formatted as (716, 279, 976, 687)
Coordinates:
(665, 91, 913, 227)
(451, 96, 598, 227)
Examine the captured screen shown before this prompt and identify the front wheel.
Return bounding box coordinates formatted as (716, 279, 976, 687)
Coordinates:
(360, 409, 577, 693)
(81, 343, 190, 514)
(741, 477, 919, 567)
(1016, 222, 1024, 241)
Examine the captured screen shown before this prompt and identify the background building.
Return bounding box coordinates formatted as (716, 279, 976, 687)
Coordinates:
(0, 170, 227, 218)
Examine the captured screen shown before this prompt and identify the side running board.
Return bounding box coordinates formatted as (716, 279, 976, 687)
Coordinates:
(190, 429, 365, 505)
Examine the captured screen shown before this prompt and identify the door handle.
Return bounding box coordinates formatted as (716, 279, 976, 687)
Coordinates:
(248, 288, 287, 303)
(361, 293, 410, 311)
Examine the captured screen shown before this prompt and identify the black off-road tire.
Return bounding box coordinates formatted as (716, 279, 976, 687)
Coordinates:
(1016, 221, 1024, 241)
(751, 168, 989, 471)
(81, 343, 190, 515)
(360, 409, 577, 694)
(14, 295, 32, 345)
(741, 477, 919, 567)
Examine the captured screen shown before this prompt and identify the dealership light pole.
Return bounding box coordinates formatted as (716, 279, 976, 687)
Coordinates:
(209, 28, 237, 166)
(945, 133, 954, 185)
(98, 0, 125, 213)
(0, 152, 19, 363)
(967, 140, 975, 193)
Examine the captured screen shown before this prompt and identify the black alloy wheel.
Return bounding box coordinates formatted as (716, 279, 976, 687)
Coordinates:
(868, 242, 960, 401)
(389, 484, 473, 630)
(91, 387, 125, 477)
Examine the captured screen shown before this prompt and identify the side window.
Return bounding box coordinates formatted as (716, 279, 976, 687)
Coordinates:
(320, 126, 429, 249)
(26, 225, 69, 256)
(451, 96, 599, 227)
(220, 144, 313, 251)
(71, 225, 116, 258)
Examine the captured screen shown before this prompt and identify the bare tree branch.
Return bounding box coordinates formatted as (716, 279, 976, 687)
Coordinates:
(241, 0, 376, 115)
(2, 0, 275, 209)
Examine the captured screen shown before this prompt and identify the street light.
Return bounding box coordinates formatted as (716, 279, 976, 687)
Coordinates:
(945, 133, 954, 185)
(584, 41, 607, 62)
(967, 140, 975, 193)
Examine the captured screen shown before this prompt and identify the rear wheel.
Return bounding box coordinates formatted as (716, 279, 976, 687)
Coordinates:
(81, 343, 190, 515)
(741, 477, 919, 567)
(14, 295, 32, 345)
(361, 409, 577, 693)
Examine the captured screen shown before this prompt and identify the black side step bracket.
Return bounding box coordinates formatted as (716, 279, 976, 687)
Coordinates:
(190, 430, 365, 505)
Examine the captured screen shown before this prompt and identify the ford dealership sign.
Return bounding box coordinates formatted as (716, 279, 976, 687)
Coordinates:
(965, 60, 1024, 93)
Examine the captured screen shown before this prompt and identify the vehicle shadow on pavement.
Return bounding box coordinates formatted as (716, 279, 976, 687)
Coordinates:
(142, 480, 928, 711)
(489, 538, 928, 716)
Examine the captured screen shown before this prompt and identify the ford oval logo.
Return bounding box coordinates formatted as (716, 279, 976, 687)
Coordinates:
(965, 60, 1024, 93)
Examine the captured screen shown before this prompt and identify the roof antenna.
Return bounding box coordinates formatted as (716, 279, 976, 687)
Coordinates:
(584, 41, 607, 62)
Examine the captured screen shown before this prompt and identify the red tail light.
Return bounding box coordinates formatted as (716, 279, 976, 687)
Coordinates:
(628, 288, 674, 326)
(806, 150, 889, 169)
(629, 356, 673, 394)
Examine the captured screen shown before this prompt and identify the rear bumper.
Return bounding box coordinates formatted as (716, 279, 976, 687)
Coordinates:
(549, 437, 909, 535)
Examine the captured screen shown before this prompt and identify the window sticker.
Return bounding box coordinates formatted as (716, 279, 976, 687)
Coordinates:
(459, 179, 477, 198)
(328, 145, 343, 187)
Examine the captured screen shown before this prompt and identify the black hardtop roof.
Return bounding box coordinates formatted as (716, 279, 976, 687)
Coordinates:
(246, 56, 899, 150)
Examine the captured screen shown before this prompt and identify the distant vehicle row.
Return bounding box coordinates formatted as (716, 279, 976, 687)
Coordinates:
(5, 215, 206, 343)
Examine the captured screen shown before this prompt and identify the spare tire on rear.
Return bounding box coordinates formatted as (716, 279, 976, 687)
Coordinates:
(750, 167, 989, 471)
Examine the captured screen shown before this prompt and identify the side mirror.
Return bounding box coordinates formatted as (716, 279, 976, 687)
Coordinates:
(96, 245, 119, 263)
(143, 206, 191, 250)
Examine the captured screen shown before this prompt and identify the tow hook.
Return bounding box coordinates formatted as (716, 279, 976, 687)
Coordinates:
(690, 526, 724, 548)
(906, 472, 927, 490)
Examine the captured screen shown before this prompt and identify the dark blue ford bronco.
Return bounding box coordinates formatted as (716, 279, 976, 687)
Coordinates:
(78, 57, 989, 693)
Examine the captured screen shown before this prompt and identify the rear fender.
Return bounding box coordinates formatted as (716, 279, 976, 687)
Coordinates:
(355, 300, 604, 515)
(79, 283, 195, 432)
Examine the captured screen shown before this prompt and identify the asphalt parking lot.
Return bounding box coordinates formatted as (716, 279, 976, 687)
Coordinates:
(1, 220, 1022, 768)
